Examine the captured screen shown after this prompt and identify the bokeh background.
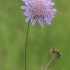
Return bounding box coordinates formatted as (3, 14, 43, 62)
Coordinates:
(0, 0, 70, 70)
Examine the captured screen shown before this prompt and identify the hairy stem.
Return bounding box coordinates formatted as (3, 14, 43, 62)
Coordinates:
(25, 21, 30, 70)
(45, 55, 56, 70)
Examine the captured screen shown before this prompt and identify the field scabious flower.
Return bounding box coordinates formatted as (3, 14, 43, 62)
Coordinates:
(21, 0, 57, 28)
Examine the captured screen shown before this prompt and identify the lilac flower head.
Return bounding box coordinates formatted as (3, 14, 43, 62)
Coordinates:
(21, 0, 57, 28)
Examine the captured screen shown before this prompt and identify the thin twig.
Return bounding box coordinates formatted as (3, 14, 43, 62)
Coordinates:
(25, 21, 30, 70)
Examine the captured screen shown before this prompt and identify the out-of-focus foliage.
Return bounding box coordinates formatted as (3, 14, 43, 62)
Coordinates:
(0, 0, 70, 70)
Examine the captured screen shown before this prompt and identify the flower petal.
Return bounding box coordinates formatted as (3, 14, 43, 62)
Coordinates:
(45, 17, 51, 25)
(25, 16, 31, 22)
(22, 0, 28, 3)
(24, 11, 32, 16)
(32, 19, 36, 25)
(50, 9, 57, 13)
(50, 2, 55, 6)
(20, 6, 28, 9)
(38, 18, 44, 28)
(47, 0, 51, 2)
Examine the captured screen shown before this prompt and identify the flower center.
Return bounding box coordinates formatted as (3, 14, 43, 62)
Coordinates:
(30, 0, 50, 17)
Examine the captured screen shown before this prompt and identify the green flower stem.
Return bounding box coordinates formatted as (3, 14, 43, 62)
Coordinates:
(25, 21, 30, 70)
(45, 55, 56, 70)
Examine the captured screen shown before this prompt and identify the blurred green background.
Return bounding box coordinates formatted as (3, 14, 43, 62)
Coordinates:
(0, 0, 70, 70)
